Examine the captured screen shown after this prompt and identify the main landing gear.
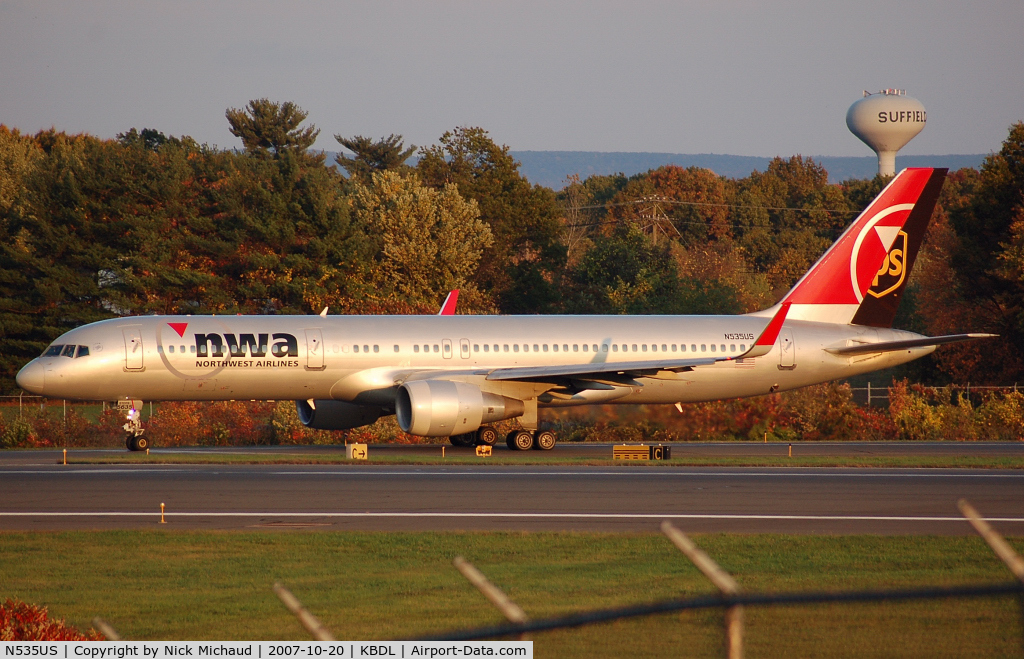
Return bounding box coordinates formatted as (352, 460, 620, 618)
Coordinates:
(448, 426, 556, 450)
(505, 429, 556, 451)
(119, 399, 149, 452)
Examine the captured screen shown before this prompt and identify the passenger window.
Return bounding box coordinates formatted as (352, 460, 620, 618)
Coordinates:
(662, 344, 668, 352)
(552, 344, 558, 352)
(61, 345, 76, 357)
(730, 345, 736, 352)
(394, 345, 400, 353)
(721, 344, 726, 352)
(642, 344, 648, 352)
(76, 345, 89, 358)
(523, 344, 529, 352)
(494, 345, 499, 352)
(474, 344, 480, 352)
(631, 344, 637, 352)
(612, 344, 618, 352)
(180, 346, 186, 354)
(601, 344, 608, 352)
(168, 345, 175, 354)
(681, 344, 686, 352)
(514, 344, 520, 353)
(672, 344, 677, 352)
(414, 345, 420, 353)
(563, 344, 568, 352)
(651, 344, 657, 352)
(533, 344, 539, 352)
(354, 345, 360, 353)
(583, 344, 588, 352)
(44, 345, 63, 357)
(157, 346, 164, 354)
(543, 344, 548, 352)
(373, 345, 379, 353)
(434, 345, 440, 353)
(711, 345, 716, 352)
(573, 345, 579, 352)
(740, 344, 746, 351)
(701, 344, 706, 352)
(483, 344, 489, 352)
(503, 345, 509, 352)
(190, 345, 196, 354)
(692, 344, 698, 352)
(593, 344, 599, 352)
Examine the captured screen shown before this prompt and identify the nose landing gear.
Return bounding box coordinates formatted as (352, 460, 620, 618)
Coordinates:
(118, 399, 149, 452)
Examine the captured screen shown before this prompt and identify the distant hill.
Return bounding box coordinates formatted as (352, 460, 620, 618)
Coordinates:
(324, 150, 989, 189)
(507, 151, 990, 189)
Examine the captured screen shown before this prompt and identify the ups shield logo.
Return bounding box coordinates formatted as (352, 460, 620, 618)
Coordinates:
(867, 230, 907, 298)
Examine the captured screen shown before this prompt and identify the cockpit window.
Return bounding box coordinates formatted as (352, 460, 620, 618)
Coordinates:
(61, 345, 76, 357)
(76, 345, 89, 358)
(44, 345, 64, 357)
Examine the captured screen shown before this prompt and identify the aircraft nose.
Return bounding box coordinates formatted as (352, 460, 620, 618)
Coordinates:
(16, 360, 45, 395)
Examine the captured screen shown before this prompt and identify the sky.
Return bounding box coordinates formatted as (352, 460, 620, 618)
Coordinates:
(1, 1, 1021, 158)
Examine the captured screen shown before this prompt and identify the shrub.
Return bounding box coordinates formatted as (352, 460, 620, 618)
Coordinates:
(0, 598, 102, 641)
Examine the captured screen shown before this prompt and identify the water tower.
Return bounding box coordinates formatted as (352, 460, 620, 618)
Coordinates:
(846, 89, 926, 176)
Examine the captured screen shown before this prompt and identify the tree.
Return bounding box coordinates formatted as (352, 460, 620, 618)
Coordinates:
(417, 127, 565, 313)
(349, 171, 493, 309)
(914, 123, 1024, 382)
(564, 228, 741, 315)
(225, 99, 321, 162)
(334, 134, 415, 183)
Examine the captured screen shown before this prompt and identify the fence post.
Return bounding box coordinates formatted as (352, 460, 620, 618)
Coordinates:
(662, 521, 743, 659)
(867, 382, 871, 406)
(453, 556, 529, 640)
(958, 499, 1024, 652)
(272, 582, 336, 641)
(92, 617, 122, 641)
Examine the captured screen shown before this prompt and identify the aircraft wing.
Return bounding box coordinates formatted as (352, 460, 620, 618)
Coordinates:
(824, 333, 997, 356)
(485, 303, 790, 384)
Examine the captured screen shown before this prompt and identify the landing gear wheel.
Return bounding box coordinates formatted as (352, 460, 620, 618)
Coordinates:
(512, 430, 534, 451)
(449, 434, 474, 447)
(476, 426, 498, 446)
(505, 431, 518, 450)
(126, 435, 148, 452)
(533, 430, 556, 450)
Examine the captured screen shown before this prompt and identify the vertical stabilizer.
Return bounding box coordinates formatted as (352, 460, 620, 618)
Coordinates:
(771, 167, 946, 326)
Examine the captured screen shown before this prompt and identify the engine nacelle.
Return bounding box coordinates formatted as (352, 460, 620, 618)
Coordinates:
(296, 399, 384, 430)
(395, 380, 525, 437)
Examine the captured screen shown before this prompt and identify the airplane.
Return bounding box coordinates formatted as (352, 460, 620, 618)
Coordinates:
(15, 167, 994, 451)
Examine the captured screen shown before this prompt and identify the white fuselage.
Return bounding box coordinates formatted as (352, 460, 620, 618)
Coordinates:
(20, 314, 933, 407)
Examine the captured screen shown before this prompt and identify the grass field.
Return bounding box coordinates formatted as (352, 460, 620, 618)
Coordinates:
(2, 531, 1022, 657)
(48, 450, 1024, 470)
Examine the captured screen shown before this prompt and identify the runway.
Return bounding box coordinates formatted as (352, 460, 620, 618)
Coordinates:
(2, 446, 1022, 534)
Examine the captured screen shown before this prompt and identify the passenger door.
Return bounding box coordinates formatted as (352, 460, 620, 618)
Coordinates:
(779, 328, 796, 370)
(122, 327, 144, 371)
(305, 329, 325, 370)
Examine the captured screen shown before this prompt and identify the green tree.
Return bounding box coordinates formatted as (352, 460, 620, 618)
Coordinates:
(349, 170, 493, 308)
(225, 99, 321, 162)
(564, 228, 740, 315)
(334, 134, 416, 183)
(417, 127, 565, 313)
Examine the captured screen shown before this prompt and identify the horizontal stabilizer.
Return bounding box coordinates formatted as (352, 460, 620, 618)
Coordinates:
(825, 333, 997, 356)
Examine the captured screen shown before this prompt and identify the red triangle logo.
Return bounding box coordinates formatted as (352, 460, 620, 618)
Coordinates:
(168, 322, 188, 338)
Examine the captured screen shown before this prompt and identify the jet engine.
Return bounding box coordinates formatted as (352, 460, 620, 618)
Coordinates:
(296, 399, 384, 430)
(396, 380, 525, 437)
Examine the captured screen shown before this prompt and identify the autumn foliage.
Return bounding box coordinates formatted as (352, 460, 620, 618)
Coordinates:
(0, 599, 102, 641)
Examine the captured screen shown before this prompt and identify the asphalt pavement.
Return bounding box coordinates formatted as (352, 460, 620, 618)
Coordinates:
(1, 443, 1021, 534)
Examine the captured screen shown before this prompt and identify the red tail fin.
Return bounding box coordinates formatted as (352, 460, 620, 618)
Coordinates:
(775, 168, 946, 326)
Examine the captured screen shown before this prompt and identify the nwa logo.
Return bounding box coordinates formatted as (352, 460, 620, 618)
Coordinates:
(867, 230, 907, 298)
(194, 333, 298, 358)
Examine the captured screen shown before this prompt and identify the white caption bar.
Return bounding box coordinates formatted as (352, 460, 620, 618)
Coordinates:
(0, 642, 532, 659)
